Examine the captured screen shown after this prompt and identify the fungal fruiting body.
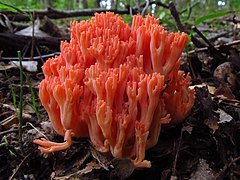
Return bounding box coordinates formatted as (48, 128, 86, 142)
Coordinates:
(34, 12, 195, 168)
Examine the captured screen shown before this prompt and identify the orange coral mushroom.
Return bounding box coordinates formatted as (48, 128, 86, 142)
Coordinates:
(34, 12, 194, 168)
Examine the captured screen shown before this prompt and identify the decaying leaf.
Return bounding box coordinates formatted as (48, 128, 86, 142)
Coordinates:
(15, 18, 50, 37)
(204, 118, 219, 133)
(52, 159, 101, 180)
(9, 61, 38, 72)
(182, 125, 193, 134)
(110, 158, 135, 179)
(90, 146, 112, 171)
(190, 159, 216, 179)
(216, 108, 233, 123)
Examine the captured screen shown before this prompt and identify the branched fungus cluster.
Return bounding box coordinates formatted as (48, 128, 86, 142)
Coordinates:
(34, 12, 194, 168)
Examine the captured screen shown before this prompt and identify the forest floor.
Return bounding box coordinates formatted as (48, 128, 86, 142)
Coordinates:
(0, 14, 240, 180)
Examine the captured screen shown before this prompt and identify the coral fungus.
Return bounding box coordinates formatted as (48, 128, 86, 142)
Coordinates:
(34, 12, 195, 168)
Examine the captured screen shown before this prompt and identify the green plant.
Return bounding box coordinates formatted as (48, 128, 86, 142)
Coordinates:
(0, 1, 25, 12)
(24, 72, 40, 120)
(0, 1, 32, 20)
(4, 51, 40, 154)
(1, 136, 17, 158)
(194, 10, 240, 26)
(4, 71, 17, 111)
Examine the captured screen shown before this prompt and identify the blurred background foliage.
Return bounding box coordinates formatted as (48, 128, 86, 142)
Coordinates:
(0, 0, 239, 30)
(1, 0, 239, 13)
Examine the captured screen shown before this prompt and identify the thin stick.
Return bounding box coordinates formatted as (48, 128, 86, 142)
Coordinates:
(141, 0, 149, 16)
(135, 0, 141, 12)
(172, 127, 183, 176)
(27, 122, 49, 140)
(180, 0, 200, 14)
(18, 51, 24, 154)
(0, 128, 19, 137)
(2, 136, 24, 159)
(9, 152, 31, 180)
(35, 45, 44, 64)
(192, 26, 219, 54)
(216, 156, 240, 179)
(0, 52, 60, 61)
(168, 1, 205, 48)
(30, 11, 35, 61)
(169, 1, 186, 32)
(188, 40, 240, 54)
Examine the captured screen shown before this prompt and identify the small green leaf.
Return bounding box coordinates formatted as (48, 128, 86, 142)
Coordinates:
(186, 34, 191, 46)
(0, 2, 32, 21)
(159, 11, 166, 19)
(0, 2, 24, 14)
(194, 10, 240, 26)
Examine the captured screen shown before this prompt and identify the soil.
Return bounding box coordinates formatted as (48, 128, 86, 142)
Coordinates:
(0, 16, 240, 180)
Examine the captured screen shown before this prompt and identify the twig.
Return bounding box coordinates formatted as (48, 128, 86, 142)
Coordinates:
(180, 0, 200, 15)
(145, 1, 169, 9)
(30, 11, 35, 61)
(141, 0, 150, 16)
(1, 114, 18, 128)
(21, 40, 32, 58)
(192, 26, 226, 67)
(35, 40, 44, 64)
(188, 40, 240, 54)
(3, 8, 133, 22)
(135, 0, 141, 12)
(216, 156, 240, 179)
(172, 126, 183, 177)
(0, 52, 60, 62)
(186, 48, 197, 80)
(9, 152, 32, 180)
(168, 1, 205, 48)
(18, 51, 24, 154)
(0, 111, 12, 118)
(1, 136, 24, 159)
(192, 26, 220, 54)
(208, 32, 228, 42)
(0, 122, 47, 140)
(131, 0, 169, 15)
(168, 1, 186, 32)
(185, 1, 201, 20)
(213, 96, 240, 109)
(129, 6, 133, 16)
(0, 128, 19, 137)
(27, 122, 49, 140)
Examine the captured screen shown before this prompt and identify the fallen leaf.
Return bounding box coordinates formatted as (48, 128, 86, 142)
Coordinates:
(190, 159, 216, 179)
(110, 158, 135, 179)
(216, 108, 233, 123)
(52, 159, 102, 180)
(90, 145, 112, 171)
(204, 118, 219, 133)
(9, 61, 38, 72)
(182, 125, 193, 134)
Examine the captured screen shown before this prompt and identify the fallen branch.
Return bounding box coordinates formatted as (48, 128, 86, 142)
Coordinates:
(0, 52, 60, 62)
(188, 40, 240, 54)
(0, 33, 68, 57)
(1, 7, 131, 22)
(1, 1, 170, 22)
